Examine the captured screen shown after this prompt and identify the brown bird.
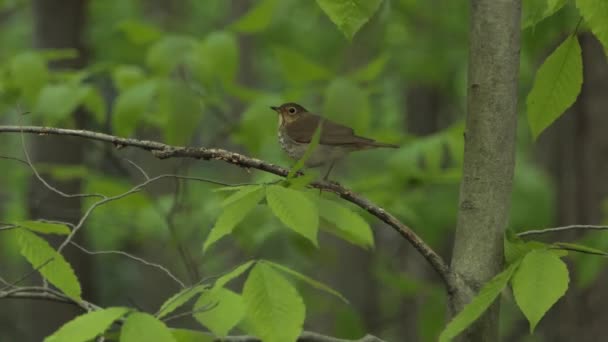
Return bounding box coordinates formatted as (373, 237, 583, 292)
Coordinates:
(271, 102, 398, 179)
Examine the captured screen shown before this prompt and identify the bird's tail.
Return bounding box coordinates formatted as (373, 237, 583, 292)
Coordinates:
(369, 141, 399, 148)
(352, 136, 399, 149)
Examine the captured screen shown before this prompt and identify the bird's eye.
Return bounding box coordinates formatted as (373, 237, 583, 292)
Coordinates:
(288, 107, 297, 114)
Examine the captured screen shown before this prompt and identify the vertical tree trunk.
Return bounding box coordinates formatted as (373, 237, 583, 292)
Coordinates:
(25, 0, 92, 340)
(449, 1, 521, 340)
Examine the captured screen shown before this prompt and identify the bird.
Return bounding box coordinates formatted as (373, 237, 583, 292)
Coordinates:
(270, 102, 399, 179)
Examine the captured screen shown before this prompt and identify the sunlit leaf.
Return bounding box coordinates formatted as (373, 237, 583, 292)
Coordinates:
(576, 0, 608, 53)
(194, 288, 245, 337)
(317, 198, 374, 249)
(203, 186, 265, 252)
(121, 312, 176, 342)
(527, 36, 582, 139)
(170, 329, 213, 342)
(439, 262, 520, 342)
(512, 249, 569, 332)
(17, 221, 70, 235)
(112, 65, 146, 91)
(16, 229, 81, 300)
(230, 0, 279, 33)
(522, 0, 567, 29)
(552, 242, 608, 256)
(45, 307, 129, 342)
(35, 84, 89, 124)
(316, 0, 383, 40)
(156, 285, 208, 319)
(242, 263, 305, 342)
(213, 260, 256, 290)
(265, 185, 319, 246)
(117, 20, 162, 46)
(262, 260, 348, 303)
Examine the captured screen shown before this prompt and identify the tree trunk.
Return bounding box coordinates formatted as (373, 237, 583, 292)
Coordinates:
(449, 1, 521, 341)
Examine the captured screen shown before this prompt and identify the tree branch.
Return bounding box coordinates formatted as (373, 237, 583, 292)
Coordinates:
(517, 225, 608, 237)
(0, 125, 452, 290)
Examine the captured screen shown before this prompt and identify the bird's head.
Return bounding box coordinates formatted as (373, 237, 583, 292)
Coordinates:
(270, 103, 308, 125)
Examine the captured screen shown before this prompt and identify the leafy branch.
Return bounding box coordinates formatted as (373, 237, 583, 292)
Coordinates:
(0, 124, 453, 290)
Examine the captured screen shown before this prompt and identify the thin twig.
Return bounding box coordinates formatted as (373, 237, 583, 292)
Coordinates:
(517, 225, 608, 237)
(0, 125, 452, 290)
(70, 241, 186, 289)
(0, 258, 54, 291)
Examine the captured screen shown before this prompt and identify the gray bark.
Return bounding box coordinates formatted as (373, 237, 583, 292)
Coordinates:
(449, 0, 521, 340)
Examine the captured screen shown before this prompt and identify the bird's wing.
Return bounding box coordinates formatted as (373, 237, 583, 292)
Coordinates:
(286, 114, 374, 145)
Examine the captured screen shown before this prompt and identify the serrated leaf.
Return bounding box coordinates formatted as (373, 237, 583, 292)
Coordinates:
(522, 0, 567, 29)
(156, 285, 208, 319)
(112, 80, 157, 137)
(439, 262, 520, 342)
(262, 260, 348, 303)
(16, 229, 81, 300)
(194, 288, 245, 337)
(273, 47, 331, 84)
(121, 312, 176, 342)
(316, 0, 383, 40)
(221, 185, 264, 207)
(317, 198, 374, 249)
(213, 260, 255, 290)
(203, 187, 265, 252)
(230, 0, 279, 33)
(512, 249, 569, 332)
(553, 242, 608, 256)
(17, 221, 70, 235)
(45, 307, 129, 342)
(265, 185, 319, 246)
(527, 36, 583, 139)
(242, 263, 305, 342)
(10, 52, 49, 103)
(576, 0, 608, 53)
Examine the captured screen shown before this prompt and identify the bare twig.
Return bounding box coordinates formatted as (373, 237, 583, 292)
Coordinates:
(70, 241, 186, 289)
(517, 225, 608, 237)
(0, 125, 452, 290)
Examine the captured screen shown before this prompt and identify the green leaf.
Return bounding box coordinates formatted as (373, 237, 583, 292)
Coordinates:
(203, 186, 265, 252)
(242, 263, 305, 342)
(522, 0, 567, 29)
(155, 80, 203, 145)
(190, 31, 239, 84)
(17, 221, 70, 235)
(112, 65, 146, 91)
(504, 235, 548, 264)
(230, 0, 279, 33)
(576, 0, 608, 53)
(273, 47, 332, 84)
(317, 198, 374, 249)
(35, 84, 89, 124)
(287, 122, 322, 179)
(265, 185, 319, 246)
(112, 80, 158, 137)
(221, 185, 264, 207)
(527, 36, 583, 139)
(323, 78, 370, 133)
(16, 229, 81, 300)
(194, 288, 245, 337)
(439, 262, 520, 342)
(170, 329, 214, 342)
(146, 35, 195, 75)
(10, 52, 49, 103)
(213, 260, 256, 290)
(121, 312, 176, 342)
(315, 0, 383, 40)
(512, 249, 569, 332)
(262, 260, 348, 303)
(117, 20, 162, 46)
(156, 285, 208, 319)
(553, 242, 608, 256)
(82, 86, 107, 124)
(45, 307, 129, 342)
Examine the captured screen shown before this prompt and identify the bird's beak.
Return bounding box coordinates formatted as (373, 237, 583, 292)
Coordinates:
(270, 106, 279, 112)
